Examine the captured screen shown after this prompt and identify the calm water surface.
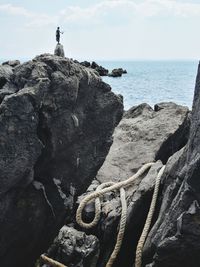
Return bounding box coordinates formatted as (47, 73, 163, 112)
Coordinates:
(99, 61, 198, 110)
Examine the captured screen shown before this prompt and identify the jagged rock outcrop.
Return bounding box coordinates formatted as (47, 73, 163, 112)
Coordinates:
(2, 60, 20, 67)
(141, 64, 200, 267)
(54, 44, 65, 57)
(91, 62, 109, 76)
(43, 226, 99, 267)
(0, 64, 18, 102)
(80, 61, 91, 68)
(79, 62, 128, 77)
(0, 54, 123, 267)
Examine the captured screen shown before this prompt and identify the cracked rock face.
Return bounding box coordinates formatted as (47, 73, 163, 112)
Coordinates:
(142, 64, 200, 267)
(0, 54, 123, 267)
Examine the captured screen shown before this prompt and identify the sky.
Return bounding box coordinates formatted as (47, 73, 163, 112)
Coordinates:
(1, 0, 200, 60)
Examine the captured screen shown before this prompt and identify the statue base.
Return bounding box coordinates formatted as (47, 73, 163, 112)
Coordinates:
(54, 43, 65, 57)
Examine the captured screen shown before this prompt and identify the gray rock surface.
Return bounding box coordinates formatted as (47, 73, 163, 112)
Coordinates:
(0, 53, 123, 267)
(142, 63, 200, 267)
(2, 60, 20, 67)
(0, 64, 18, 102)
(0, 64, 13, 88)
(90, 61, 109, 76)
(74, 102, 190, 267)
(43, 226, 99, 267)
(97, 102, 190, 183)
(108, 68, 127, 77)
(54, 44, 65, 57)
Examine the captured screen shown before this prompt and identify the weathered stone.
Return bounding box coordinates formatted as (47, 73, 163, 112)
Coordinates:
(91, 61, 109, 76)
(44, 226, 99, 267)
(0, 53, 123, 267)
(54, 44, 65, 57)
(108, 68, 127, 77)
(0, 65, 13, 88)
(0, 65, 18, 102)
(2, 60, 20, 67)
(91, 62, 99, 69)
(97, 102, 190, 183)
(80, 61, 91, 68)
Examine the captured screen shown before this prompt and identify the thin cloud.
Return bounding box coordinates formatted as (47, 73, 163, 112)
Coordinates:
(60, 0, 200, 22)
(0, 4, 58, 27)
(1, 0, 200, 28)
(0, 4, 32, 17)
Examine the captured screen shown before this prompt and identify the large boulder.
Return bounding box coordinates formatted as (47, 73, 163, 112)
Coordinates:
(0, 54, 123, 267)
(142, 64, 200, 267)
(97, 102, 190, 183)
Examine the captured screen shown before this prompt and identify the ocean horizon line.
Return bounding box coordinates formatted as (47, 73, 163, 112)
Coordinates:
(0, 57, 199, 63)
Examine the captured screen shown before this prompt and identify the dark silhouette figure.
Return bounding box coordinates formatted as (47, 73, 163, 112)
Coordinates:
(56, 27, 63, 44)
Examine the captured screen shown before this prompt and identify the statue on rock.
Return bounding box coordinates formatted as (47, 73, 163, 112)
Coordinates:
(56, 27, 63, 44)
(54, 27, 65, 57)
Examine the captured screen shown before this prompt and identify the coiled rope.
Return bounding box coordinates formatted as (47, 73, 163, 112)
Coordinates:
(40, 162, 165, 267)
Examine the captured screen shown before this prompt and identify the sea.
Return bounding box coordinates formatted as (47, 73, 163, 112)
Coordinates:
(1, 59, 198, 110)
(98, 61, 198, 110)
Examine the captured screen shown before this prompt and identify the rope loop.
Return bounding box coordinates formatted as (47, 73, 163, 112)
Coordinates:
(39, 162, 165, 267)
(76, 162, 157, 267)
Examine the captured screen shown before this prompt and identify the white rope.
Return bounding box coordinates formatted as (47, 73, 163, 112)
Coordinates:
(76, 163, 154, 228)
(40, 254, 67, 267)
(76, 162, 157, 266)
(135, 165, 165, 267)
(39, 162, 165, 267)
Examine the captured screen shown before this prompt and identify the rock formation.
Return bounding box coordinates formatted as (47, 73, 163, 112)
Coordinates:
(79, 62, 128, 77)
(80, 61, 91, 68)
(2, 60, 20, 68)
(54, 44, 65, 57)
(44, 226, 99, 267)
(0, 64, 18, 102)
(1, 51, 199, 267)
(97, 102, 190, 183)
(108, 68, 127, 77)
(0, 54, 123, 267)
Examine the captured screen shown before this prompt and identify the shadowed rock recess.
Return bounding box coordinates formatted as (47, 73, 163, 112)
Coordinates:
(0, 54, 123, 267)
